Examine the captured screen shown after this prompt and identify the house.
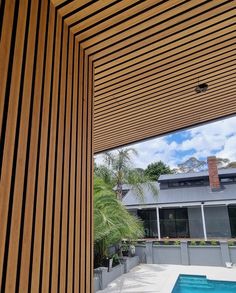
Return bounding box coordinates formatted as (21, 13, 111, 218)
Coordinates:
(122, 157, 236, 239)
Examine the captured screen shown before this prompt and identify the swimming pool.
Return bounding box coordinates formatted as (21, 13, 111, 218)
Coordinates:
(172, 274, 236, 293)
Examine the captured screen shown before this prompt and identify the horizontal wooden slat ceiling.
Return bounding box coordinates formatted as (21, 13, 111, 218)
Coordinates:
(61, 0, 236, 153)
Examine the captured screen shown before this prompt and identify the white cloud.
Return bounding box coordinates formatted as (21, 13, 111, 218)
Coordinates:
(132, 138, 179, 169)
(95, 116, 236, 169)
(180, 117, 236, 160)
(190, 117, 236, 137)
(215, 134, 236, 161)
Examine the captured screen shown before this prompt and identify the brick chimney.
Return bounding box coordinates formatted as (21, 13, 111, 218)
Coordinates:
(207, 156, 220, 191)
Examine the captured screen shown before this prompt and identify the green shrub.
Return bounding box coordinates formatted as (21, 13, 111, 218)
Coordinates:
(112, 253, 120, 266)
(210, 240, 218, 246)
(121, 241, 129, 252)
(189, 240, 197, 246)
(163, 240, 170, 245)
(174, 240, 180, 245)
(199, 240, 206, 246)
(228, 241, 236, 246)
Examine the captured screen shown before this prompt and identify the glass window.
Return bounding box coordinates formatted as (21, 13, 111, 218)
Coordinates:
(220, 177, 236, 183)
(168, 179, 205, 188)
(137, 209, 157, 238)
(228, 205, 236, 238)
(159, 208, 189, 238)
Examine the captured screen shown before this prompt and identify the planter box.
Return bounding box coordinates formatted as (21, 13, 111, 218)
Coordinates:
(94, 264, 125, 291)
(120, 256, 139, 273)
(93, 256, 140, 291)
(94, 276, 100, 293)
(153, 245, 182, 264)
(136, 241, 234, 267)
(135, 244, 146, 263)
(188, 246, 222, 266)
(229, 247, 236, 263)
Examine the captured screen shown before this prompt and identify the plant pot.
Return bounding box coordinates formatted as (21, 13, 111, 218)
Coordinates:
(122, 251, 129, 257)
(130, 245, 135, 257)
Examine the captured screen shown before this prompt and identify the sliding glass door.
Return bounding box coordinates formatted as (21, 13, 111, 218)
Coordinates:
(160, 208, 189, 238)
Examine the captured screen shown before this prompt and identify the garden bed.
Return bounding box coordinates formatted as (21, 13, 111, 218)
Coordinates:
(135, 240, 236, 267)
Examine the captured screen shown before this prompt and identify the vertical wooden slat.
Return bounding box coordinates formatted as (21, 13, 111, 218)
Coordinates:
(84, 55, 92, 290)
(50, 22, 68, 293)
(59, 26, 73, 293)
(72, 37, 81, 293)
(0, 0, 16, 146)
(0, 0, 16, 284)
(81, 46, 89, 293)
(77, 45, 85, 293)
(18, 0, 49, 291)
(67, 33, 76, 293)
(74, 39, 82, 293)
(30, 3, 56, 292)
(91, 57, 95, 293)
(41, 11, 62, 293)
(87, 55, 94, 292)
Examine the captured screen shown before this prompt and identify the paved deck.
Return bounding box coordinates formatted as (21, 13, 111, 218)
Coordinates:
(97, 264, 236, 293)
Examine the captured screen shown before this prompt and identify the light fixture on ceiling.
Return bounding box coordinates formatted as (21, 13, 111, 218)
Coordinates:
(195, 78, 208, 93)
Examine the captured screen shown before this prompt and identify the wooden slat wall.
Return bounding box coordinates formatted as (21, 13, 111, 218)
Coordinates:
(0, 1, 236, 292)
(0, 1, 93, 292)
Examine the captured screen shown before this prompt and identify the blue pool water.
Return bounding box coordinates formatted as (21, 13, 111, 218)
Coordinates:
(172, 274, 236, 293)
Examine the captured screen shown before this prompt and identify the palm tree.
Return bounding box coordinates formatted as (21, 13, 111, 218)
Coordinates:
(95, 147, 158, 201)
(94, 176, 143, 267)
(104, 148, 138, 200)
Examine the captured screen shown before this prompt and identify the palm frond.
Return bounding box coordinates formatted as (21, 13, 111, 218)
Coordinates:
(94, 176, 144, 244)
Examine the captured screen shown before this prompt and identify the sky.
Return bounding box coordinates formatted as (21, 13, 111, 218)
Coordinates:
(95, 115, 236, 169)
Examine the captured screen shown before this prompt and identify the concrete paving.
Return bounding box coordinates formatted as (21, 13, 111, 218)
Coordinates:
(97, 264, 236, 293)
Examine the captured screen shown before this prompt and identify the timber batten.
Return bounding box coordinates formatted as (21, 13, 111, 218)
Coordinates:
(0, 1, 93, 292)
(0, 1, 235, 292)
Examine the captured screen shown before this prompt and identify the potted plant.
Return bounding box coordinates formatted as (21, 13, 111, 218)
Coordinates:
(121, 241, 130, 256)
(129, 242, 136, 257)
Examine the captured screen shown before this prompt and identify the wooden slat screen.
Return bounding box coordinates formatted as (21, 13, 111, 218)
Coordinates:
(0, 1, 93, 292)
(0, 1, 235, 292)
(92, 0, 236, 152)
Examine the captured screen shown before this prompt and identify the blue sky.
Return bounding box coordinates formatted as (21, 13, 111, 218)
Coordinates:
(95, 115, 236, 169)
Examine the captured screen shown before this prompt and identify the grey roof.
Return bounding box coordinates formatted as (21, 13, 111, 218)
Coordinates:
(122, 182, 236, 207)
(159, 168, 236, 181)
(113, 184, 132, 191)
